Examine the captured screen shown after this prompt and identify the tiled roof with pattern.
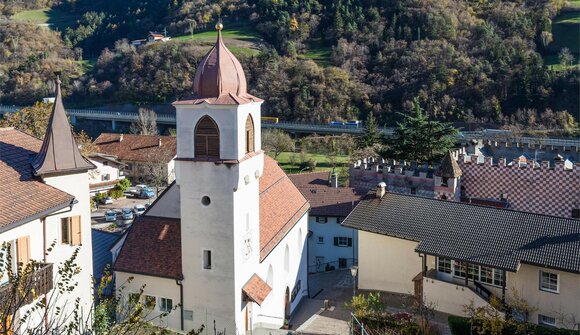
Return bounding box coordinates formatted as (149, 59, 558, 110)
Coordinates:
(343, 192, 580, 273)
(93, 133, 176, 163)
(0, 128, 75, 229)
(242, 274, 272, 305)
(289, 172, 365, 217)
(259, 156, 310, 260)
(113, 216, 182, 279)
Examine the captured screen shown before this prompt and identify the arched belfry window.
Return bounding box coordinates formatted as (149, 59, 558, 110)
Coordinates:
(245, 114, 255, 153)
(195, 116, 220, 158)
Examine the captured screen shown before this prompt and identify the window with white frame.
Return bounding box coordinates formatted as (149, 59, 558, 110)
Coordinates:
(144, 295, 156, 310)
(539, 271, 559, 293)
(480, 266, 493, 284)
(159, 297, 173, 312)
(453, 261, 466, 278)
(538, 314, 556, 326)
(334, 236, 351, 247)
(317, 236, 324, 244)
(336, 217, 343, 224)
(437, 258, 452, 274)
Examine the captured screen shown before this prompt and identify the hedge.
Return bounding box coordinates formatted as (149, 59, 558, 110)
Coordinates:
(448, 316, 579, 335)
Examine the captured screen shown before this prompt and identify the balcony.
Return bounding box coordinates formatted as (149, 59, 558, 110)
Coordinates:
(420, 269, 504, 317)
(0, 263, 53, 313)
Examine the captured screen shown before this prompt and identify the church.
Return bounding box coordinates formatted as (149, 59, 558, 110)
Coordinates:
(113, 24, 310, 334)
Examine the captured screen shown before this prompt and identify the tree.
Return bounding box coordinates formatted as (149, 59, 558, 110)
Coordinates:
(130, 108, 159, 136)
(558, 47, 575, 69)
(0, 102, 52, 139)
(262, 129, 295, 159)
(384, 98, 458, 163)
(357, 113, 382, 149)
(75, 130, 99, 157)
(0, 242, 204, 335)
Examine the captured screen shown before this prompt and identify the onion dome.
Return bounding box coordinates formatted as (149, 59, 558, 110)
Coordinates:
(175, 23, 262, 105)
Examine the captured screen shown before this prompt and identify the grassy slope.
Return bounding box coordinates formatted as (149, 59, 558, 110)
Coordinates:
(552, 10, 580, 54)
(172, 24, 262, 57)
(268, 151, 349, 174)
(302, 47, 333, 66)
(11, 8, 79, 30)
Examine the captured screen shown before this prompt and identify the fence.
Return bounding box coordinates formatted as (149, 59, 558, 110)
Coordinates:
(350, 313, 370, 335)
(308, 258, 358, 274)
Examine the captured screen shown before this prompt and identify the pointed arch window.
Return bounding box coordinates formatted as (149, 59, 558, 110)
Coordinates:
(245, 114, 255, 154)
(195, 116, 220, 158)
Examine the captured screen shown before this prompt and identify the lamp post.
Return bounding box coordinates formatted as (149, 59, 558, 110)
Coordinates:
(350, 265, 358, 297)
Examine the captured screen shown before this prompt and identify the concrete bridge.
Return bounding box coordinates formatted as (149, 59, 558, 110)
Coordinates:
(1, 105, 579, 150)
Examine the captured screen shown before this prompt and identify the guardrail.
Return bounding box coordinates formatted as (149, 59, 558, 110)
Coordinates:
(308, 258, 358, 274)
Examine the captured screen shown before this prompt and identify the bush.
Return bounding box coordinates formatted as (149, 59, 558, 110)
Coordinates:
(109, 188, 124, 199)
(448, 316, 578, 335)
(117, 178, 131, 191)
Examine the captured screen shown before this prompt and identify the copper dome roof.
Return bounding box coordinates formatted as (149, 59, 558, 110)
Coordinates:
(176, 25, 262, 105)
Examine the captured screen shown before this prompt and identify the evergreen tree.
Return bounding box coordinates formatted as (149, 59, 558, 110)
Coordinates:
(384, 98, 458, 163)
(358, 112, 381, 149)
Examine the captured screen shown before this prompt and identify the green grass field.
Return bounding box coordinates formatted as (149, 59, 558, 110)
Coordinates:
(566, 0, 580, 9)
(11, 8, 79, 29)
(172, 23, 262, 57)
(302, 47, 333, 66)
(544, 54, 580, 71)
(268, 151, 350, 174)
(552, 10, 580, 54)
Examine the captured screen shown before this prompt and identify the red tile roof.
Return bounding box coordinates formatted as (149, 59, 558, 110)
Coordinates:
(0, 128, 75, 228)
(113, 216, 182, 280)
(242, 274, 271, 306)
(259, 156, 309, 260)
(93, 134, 176, 163)
(288, 172, 365, 218)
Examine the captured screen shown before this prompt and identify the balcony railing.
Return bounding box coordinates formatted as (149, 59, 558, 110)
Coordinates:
(0, 263, 53, 313)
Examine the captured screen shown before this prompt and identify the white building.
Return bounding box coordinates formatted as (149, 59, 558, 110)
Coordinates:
(88, 153, 126, 195)
(288, 172, 364, 273)
(113, 24, 310, 334)
(0, 76, 94, 333)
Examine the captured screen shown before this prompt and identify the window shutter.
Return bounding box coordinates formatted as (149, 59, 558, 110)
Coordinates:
(334, 237, 339, 246)
(245, 115, 255, 153)
(316, 217, 320, 223)
(71, 216, 82, 245)
(195, 116, 220, 158)
(347, 238, 353, 247)
(16, 236, 30, 264)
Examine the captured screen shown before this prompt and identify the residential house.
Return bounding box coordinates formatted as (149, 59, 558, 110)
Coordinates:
(0, 77, 94, 333)
(93, 134, 176, 186)
(289, 172, 365, 273)
(88, 153, 126, 195)
(112, 25, 310, 334)
(342, 184, 580, 329)
(130, 32, 171, 47)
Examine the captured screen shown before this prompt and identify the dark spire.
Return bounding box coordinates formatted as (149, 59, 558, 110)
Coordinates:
(31, 73, 95, 176)
(435, 151, 462, 178)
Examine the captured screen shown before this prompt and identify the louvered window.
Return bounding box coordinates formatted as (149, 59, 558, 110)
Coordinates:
(245, 114, 255, 153)
(195, 116, 220, 158)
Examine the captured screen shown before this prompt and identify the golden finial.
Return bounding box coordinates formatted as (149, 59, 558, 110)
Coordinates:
(215, 21, 223, 31)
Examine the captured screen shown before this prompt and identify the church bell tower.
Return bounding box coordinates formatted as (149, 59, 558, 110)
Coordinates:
(172, 23, 265, 333)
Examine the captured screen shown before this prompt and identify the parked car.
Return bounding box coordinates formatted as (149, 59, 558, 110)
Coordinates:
(105, 210, 117, 222)
(101, 196, 113, 205)
(138, 188, 155, 199)
(133, 204, 146, 216)
(122, 208, 134, 220)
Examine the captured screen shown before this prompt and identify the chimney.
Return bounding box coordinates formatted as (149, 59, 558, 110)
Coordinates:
(330, 173, 338, 188)
(376, 182, 387, 199)
(119, 134, 124, 142)
(158, 138, 162, 147)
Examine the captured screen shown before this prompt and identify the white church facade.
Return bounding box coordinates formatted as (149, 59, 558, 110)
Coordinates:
(113, 24, 310, 334)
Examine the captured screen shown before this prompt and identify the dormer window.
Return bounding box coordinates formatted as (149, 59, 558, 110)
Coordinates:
(245, 114, 255, 154)
(195, 116, 220, 158)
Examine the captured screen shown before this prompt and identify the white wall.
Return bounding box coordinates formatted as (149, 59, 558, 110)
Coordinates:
(308, 215, 358, 272)
(423, 276, 496, 316)
(358, 231, 422, 294)
(88, 158, 121, 185)
(115, 272, 181, 330)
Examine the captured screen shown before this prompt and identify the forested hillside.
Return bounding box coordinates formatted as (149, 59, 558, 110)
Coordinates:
(1, 0, 578, 129)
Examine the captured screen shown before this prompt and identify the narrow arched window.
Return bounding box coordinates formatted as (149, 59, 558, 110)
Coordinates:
(245, 114, 254, 154)
(195, 116, 220, 158)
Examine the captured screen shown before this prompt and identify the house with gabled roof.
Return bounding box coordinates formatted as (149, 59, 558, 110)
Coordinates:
(112, 24, 310, 334)
(0, 76, 94, 333)
(289, 171, 365, 273)
(342, 183, 580, 329)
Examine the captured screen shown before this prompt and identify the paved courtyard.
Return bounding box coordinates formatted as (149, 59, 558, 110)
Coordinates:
(285, 270, 452, 335)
